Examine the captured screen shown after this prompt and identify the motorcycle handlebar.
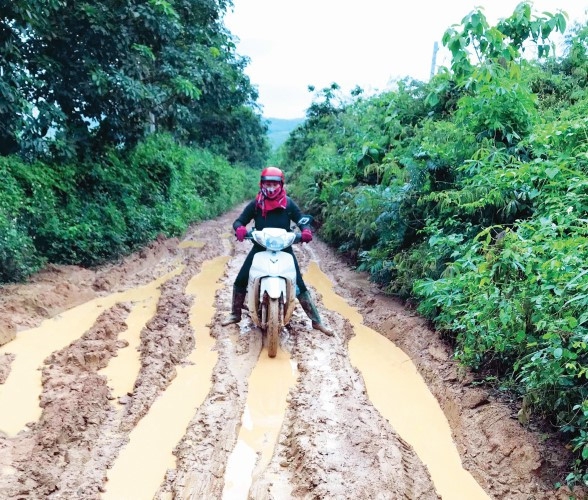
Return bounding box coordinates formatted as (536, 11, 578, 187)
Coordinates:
(244, 230, 302, 243)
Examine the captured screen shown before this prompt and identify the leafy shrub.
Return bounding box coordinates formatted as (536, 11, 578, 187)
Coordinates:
(280, 9, 588, 484)
(0, 212, 45, 282)
(0, 134, 256, 280)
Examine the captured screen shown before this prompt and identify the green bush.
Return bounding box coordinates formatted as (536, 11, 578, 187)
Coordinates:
(279, 7, 588, 486)
(0, 212, 45, 282)
(0, 134, 257, 279)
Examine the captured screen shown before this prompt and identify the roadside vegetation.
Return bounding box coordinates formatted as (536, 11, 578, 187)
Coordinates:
(0, 0, 265, 281)
(279, 2, 588, 486)
(4, 0, 588, 489)
(0, 134, 257, 281)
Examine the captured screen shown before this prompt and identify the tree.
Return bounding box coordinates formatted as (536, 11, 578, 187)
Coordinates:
(442, 1, 567, 79)
(0, 0, 268, 166)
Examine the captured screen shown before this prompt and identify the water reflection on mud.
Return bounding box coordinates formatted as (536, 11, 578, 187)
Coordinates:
(222, 346, 296, 500)
(103, 256, 228, 499)
(304, 260, 489, 500)
(0, 268, 182, 436)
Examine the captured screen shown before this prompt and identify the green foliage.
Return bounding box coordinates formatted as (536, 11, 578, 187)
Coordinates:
(321, 185, 404, 254)
(0, 0, 269, 166)
(528, 96, 588, 159)
(0, 211, 45, 283)
(279, 2, 588, 485)
(442, 2, 566, 79)
(437, 3, 565, 147)
(455, 73, 538, 146)
(0, 134, 256, 277)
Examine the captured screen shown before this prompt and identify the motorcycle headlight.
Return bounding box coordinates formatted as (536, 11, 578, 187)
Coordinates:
(252, 230, 296, 251)
(265, 236, 283, 251)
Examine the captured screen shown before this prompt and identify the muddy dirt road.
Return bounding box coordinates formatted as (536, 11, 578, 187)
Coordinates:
(0, 206, 582, 499)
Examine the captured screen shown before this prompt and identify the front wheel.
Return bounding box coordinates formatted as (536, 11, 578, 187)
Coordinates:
(266, 298, 282, 358)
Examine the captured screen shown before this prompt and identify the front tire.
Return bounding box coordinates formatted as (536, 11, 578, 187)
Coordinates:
(266, 298, 281, 358)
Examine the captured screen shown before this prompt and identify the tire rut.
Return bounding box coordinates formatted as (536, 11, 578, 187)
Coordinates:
(0, 206, 578, 499)
(157, 218, 439, 498)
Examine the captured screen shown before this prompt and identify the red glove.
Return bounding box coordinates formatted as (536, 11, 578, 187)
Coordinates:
(235, 226, 247, 242)
(301, 229, 313, 243)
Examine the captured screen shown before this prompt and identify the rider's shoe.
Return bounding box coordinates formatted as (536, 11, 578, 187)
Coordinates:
(298, 290, 333, 336)
(311, 321, 334, 336)
(221, 313, 241, 326)
(221, 286, 247, 326)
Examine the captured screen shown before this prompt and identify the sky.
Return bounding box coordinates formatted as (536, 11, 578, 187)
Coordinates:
(223, 0, 588, 119)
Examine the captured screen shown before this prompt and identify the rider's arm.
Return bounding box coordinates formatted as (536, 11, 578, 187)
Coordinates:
(288, 198, 310, 231)
(233, 201, 256, 231)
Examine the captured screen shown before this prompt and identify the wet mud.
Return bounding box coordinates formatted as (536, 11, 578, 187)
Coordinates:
(0, 207, 583, 499)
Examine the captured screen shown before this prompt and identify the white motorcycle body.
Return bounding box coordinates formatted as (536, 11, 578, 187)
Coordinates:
(246, 227, 298, 357)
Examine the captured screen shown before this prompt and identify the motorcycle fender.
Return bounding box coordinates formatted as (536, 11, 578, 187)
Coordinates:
(248, 250, 296, 326)
(250, 251, 297, 282)
(260, 276, 286, 299)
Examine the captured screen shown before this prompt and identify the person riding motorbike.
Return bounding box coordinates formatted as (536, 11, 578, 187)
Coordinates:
(222, 166, 331, 334)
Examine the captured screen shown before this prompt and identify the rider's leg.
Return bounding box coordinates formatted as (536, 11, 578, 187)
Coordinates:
(288, 250, 332, 335)
(222, 248, 258, 326)
(297, 289, 332, 335)
(221, 284, 247, 326)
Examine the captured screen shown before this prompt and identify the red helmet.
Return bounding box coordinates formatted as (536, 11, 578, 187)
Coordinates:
(260, 166, 284, 184)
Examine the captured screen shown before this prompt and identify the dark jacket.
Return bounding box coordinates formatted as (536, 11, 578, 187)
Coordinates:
(233, 197, 310, 232)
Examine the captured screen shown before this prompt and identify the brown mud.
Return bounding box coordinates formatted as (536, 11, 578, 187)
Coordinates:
(0, 206, 584, 499)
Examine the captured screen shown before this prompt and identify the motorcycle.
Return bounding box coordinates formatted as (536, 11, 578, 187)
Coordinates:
(245, 216, 312, 358)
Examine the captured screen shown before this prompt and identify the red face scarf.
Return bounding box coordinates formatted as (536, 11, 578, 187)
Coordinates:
(255, 185, 287, 217)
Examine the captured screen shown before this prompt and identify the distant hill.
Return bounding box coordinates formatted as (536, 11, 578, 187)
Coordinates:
(266, 117, 304, 149)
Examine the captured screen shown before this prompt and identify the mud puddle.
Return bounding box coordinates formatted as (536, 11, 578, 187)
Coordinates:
(0, 268, 181, 436)
(104, 256, 228, 499)
(222, 347, 296, 499)
(304, 260, 488, 499)
(0, 206, 581, 499)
